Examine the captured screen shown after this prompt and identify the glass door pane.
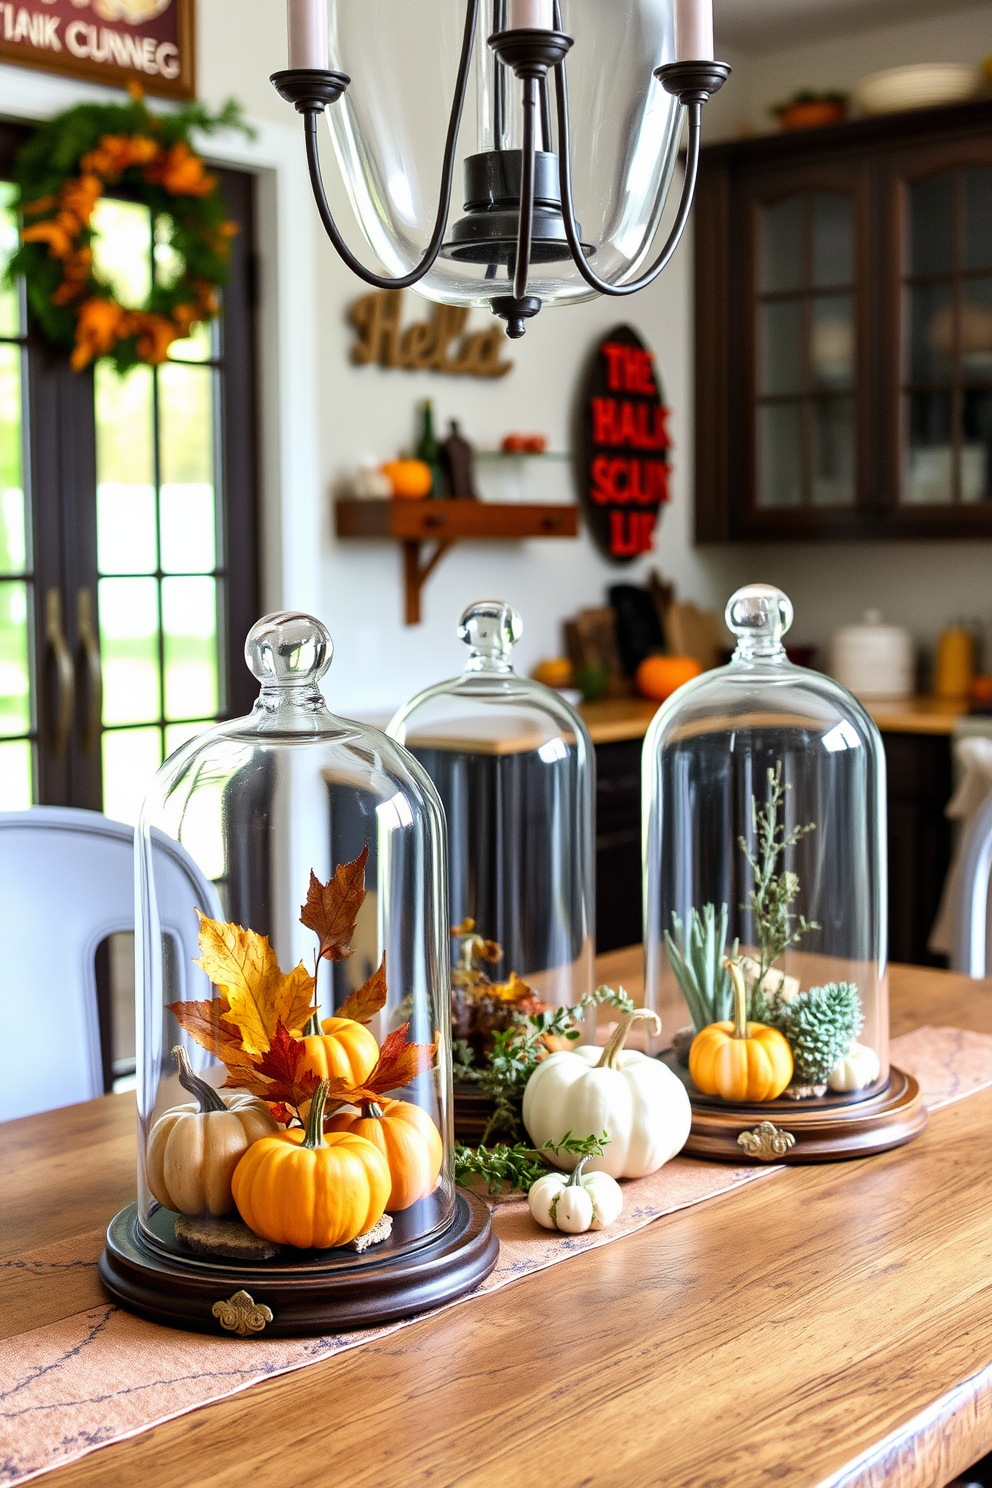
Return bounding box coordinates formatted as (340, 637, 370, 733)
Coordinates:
(91, 197, 227, 826)
(0, 179, 34, 808)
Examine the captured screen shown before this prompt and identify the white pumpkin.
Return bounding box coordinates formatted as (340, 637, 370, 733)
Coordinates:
(528, 1158, 624, 1234)
(522, 1009, 692, 1179)
(827, 1040, 881, 1092)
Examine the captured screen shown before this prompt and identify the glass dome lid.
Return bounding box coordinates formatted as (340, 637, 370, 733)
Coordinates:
(388, 600, 595, 1034)
(642, 585, 908, 1155)
(128, 611, 469, 1289)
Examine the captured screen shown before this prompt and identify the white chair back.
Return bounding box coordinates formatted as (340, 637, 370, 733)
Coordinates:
(955, 791, 992, 978)
(0, 807, 219, 1121)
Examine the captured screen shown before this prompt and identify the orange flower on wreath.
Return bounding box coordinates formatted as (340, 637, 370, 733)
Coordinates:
(81, 133, 160, 181)
(60, 173, 103, 227)
(20, 216, 76, 260)
(71, 296, 127, 370)
(132, 311, 181, 365)
(145, 142, 215, 198)
(51, 247, 94, 305)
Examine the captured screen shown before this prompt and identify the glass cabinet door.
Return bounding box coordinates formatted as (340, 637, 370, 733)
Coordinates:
(756, 190, 858, 511)
(903, 165, 992, 507)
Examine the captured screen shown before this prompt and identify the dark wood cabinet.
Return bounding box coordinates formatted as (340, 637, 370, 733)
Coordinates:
(695, 99, 992, 542)
(593, 731, 953, 966)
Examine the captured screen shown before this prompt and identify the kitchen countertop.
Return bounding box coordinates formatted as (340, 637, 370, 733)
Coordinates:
(3, 954, 991, 1487)
(579, 694, 973, 744)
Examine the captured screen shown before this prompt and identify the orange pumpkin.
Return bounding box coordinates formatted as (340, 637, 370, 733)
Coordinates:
(635, 655, 703, 702)
(231, 1079, 390, 1248)
(326, 1098, 443, 1211)
(300, 1015, 379, 1085)
(689, 960, 793, 1102)
(382, 458, 432, 499)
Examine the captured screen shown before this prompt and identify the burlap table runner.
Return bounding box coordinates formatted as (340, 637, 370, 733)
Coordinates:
(2, 1025, 991, 1487)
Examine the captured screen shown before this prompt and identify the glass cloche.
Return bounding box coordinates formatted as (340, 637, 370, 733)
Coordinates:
(642, 585, 915, 1161)
(103, 612, 498, 1336)
(388, 601, 595, 1040)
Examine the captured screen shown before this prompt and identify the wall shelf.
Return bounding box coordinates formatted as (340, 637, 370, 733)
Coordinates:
(335, 498, 580, 625)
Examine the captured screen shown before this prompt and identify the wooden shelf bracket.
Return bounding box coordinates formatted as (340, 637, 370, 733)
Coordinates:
(403, 538, 454, 625)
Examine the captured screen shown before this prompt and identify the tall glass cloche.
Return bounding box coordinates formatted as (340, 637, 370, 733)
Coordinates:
(642, 585, 923, 1162)
(388, 601, 595, 1040)
(101, 612, 498, 1336)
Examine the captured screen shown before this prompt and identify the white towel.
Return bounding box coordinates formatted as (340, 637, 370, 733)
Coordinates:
(929, 735, 992, 960)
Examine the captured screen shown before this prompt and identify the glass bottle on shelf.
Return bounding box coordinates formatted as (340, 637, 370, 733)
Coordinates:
(416, 398, 443, 497)
(641, 584, 919, 1160)
(388, 600, 595, 1031)
(104, 611, 497, 1334)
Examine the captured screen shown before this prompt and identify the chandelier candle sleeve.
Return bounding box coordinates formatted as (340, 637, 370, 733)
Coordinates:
(674, 0, 714, 61)
(287, 0, 328, 69)
(508, 0, 555, 29)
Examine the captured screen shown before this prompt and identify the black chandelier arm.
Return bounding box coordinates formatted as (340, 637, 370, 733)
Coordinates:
(553, 58, 718, 299)
(514, 75, 538, 301)
(296, 0, 480, 292)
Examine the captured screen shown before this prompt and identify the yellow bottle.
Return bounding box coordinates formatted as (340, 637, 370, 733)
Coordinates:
(934, 625, 976, 699)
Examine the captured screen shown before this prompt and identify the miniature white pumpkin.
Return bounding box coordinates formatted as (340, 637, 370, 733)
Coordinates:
(528, 1158, 624, 1234)
(522, 1009, 691, 1179)
(827, 1040, 881, 1092)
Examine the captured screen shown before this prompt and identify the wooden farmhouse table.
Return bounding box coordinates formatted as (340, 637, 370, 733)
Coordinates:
(3, 951, 992, 1488)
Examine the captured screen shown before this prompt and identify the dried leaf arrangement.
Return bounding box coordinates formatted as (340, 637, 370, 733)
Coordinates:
(159, 847, 441, 1249)
(449, 917, 550, 1059)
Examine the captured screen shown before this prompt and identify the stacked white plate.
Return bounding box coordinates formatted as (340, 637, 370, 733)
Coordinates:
(852, 64, 984, 116)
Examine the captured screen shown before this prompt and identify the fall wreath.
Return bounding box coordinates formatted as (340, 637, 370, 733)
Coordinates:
(7, 91, 251, 373)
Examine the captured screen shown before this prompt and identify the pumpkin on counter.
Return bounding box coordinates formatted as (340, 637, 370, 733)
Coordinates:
(300, 1015, 379, 1086)
(326, 1097, 443, 1211)
(689, 960, 793, 1102)
(381, 458, 432, 500)
(232, 1078, 390, 1249)
(146, 1046, 280, 1217)
(635, 655, 703, 701)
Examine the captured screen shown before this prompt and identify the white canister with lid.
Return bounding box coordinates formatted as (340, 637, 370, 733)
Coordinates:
(829, 611, 915, 699)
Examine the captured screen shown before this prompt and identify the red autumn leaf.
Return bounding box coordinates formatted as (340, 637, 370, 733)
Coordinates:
(166, 994, 252, 1062)
(267, 1102, 297, 1127)
(300, 846, 369, 962)
(221, 1020, 321, 1109)
(362, 1021, 438, 1096)
(337, 955, 388, 1025)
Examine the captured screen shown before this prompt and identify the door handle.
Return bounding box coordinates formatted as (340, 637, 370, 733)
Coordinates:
(77, 587, 103, 756)
(44, 588, 75, 759)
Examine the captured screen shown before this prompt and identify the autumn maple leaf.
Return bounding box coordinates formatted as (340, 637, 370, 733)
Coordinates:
(195, 912, 316, 1056)
(222, 1021, 322, 1110)
(337, 955, 388, 1025)
(300, 845, 368, 962)
(333, 1022, 438, 1105)
(166, 993, 253, 1063)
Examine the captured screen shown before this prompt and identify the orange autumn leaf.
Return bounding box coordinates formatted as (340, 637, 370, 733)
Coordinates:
(195, 911, 316, 1056)
(221, 1021, 321, 1110)
(145, 141, 216, 197)
(300, 846, 369, 962)
(165, 992, 254, 1065)
(337, 955, 388, 1025)
(332, 1023, 438, 1105)
(81, 132, 159, 179)
(59, 173, 103, 225)
(20, 218, 75, 260)
(71, 296, 127, 370)
(132, 311, 180, 365)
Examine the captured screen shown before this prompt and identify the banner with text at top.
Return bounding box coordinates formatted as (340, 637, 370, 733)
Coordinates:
(0, 0, 194, 100)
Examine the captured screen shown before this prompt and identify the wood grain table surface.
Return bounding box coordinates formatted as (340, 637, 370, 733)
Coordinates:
(3, 953, 991, 1488)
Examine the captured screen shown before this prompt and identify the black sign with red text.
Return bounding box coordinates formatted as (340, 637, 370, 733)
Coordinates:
(580, 324, 671, 563)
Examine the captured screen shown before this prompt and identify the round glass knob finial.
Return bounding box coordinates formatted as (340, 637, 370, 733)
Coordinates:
(726, 584, 793, 658)
(458, 599, 523, 667)
(245, 611, 333, 688)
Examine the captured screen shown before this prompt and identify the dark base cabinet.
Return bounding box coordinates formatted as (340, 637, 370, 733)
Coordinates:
(882, 732, 952, 968)
(593, 731, 953, 966)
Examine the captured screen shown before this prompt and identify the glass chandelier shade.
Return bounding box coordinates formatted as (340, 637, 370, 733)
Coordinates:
(272, 0, 730, 335)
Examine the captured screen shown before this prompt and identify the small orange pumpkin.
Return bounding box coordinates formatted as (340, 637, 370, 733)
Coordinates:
(689, 960, 793, 1102)
(635, 655, 703, 702)
(231, 1079, 390, 1249)
(300, 1015, 379, 1085)
(326, 1097, 443, 1211)
(382, 458, 432, 499)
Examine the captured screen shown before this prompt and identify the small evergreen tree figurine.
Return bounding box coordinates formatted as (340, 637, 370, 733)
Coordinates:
(740, 763, 820, 995)
(779, 983, 863, 1087)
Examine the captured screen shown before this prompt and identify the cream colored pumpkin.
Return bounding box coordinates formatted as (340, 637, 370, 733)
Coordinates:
(827, 1040, 881, 1092)
(522, 1009, 692, 1179)
(146, 1047, 279, 1217)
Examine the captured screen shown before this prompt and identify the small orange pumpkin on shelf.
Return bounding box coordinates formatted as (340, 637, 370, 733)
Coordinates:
(635, 654, 703, 702)
(231, 1078, 391, 1249)
(381, 458, 432, 500)
(689, 959, 794, 1102)
(300, 1015, 380, 1086)
(326, 1097, 443, 1211)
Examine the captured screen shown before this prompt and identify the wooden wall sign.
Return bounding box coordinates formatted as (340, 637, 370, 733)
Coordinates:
(350, 289, 513, 379)
(0, 0, 195, 100)
(580, 324, 671, 562)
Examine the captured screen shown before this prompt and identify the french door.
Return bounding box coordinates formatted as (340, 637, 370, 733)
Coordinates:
(0, 119, 260, 825)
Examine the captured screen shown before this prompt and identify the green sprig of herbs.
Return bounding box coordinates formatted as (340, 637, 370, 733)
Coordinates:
(454, 1129, 610, 1196)
(740, 763, 819, 989)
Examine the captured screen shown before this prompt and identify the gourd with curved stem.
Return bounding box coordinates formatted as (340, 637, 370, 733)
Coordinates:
(689, 960, 794, 1102)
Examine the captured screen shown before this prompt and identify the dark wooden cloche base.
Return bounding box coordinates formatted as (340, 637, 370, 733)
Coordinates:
(100, 1189, 498, 1336)
(675, 1063, 927, 1163)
